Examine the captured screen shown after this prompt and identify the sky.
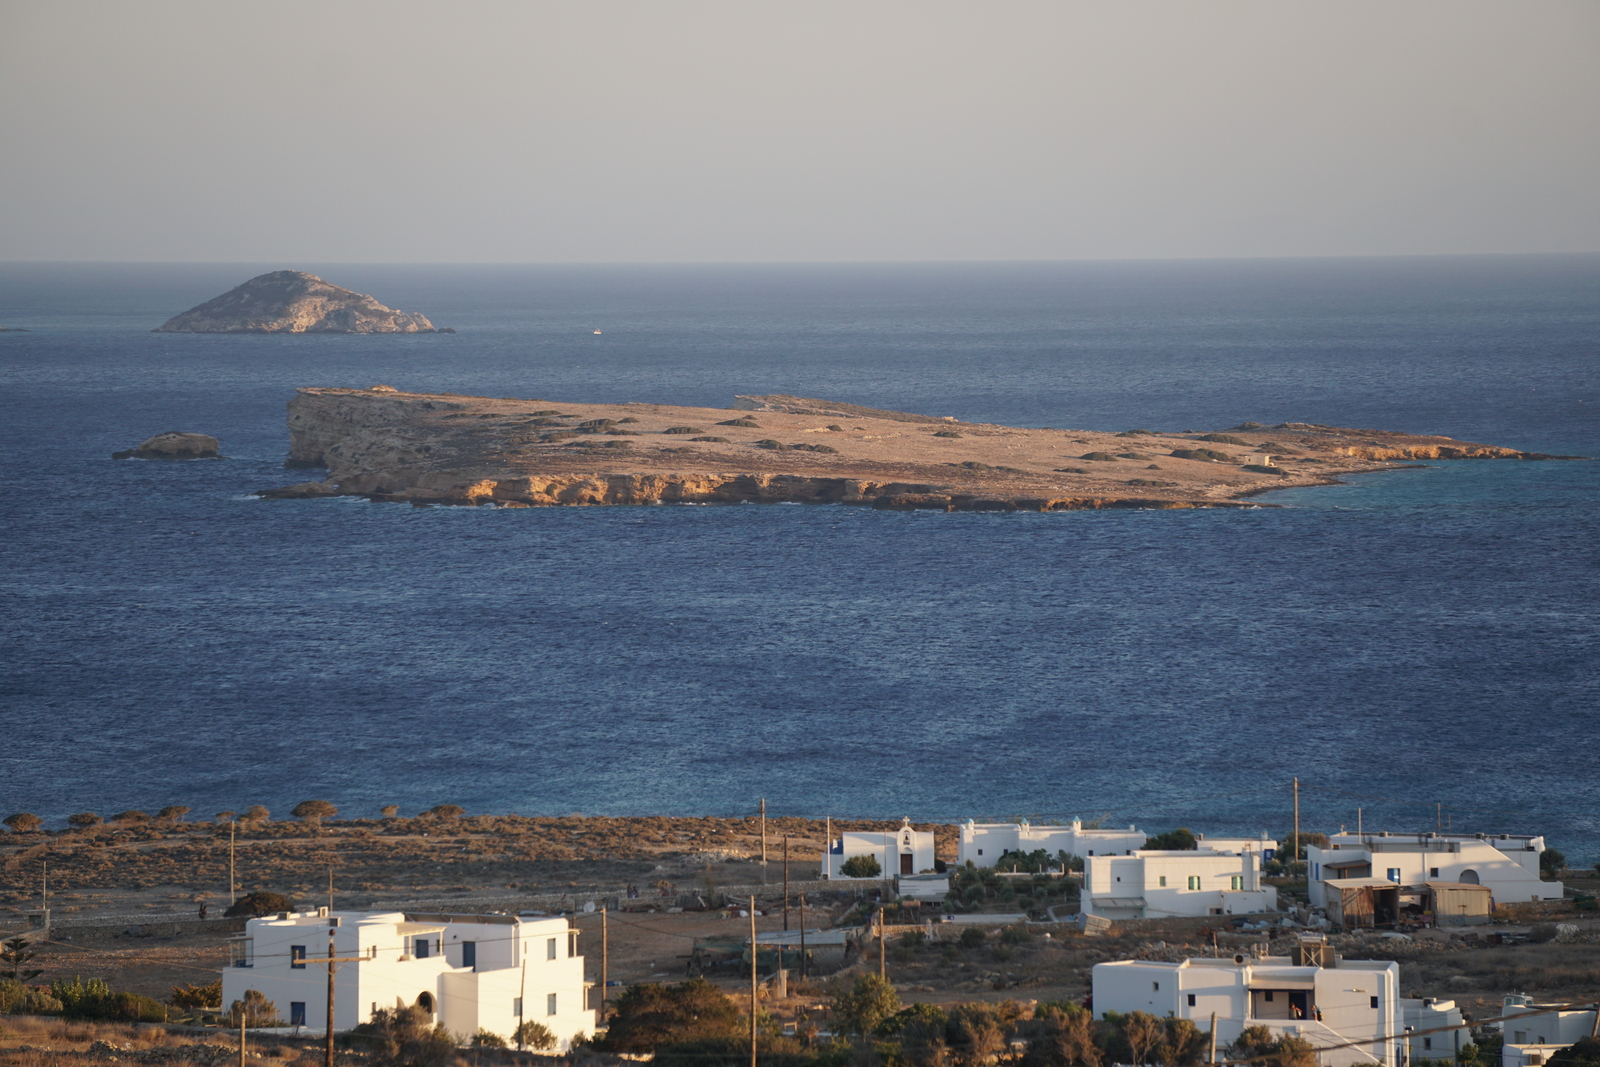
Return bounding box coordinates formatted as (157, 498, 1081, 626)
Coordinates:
(1, 1, 1597, 263)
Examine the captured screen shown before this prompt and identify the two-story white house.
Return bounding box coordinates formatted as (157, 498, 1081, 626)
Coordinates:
(1083, 848, 1277, 920)
(957, 819, 1145, 868)
(1497, 994, 1599, 1067)
(1092, 943, 1401, 1067)
(824, 818, 935, 879)
(220, 909, 593, 1048)
(1306, 833, 1561, 908)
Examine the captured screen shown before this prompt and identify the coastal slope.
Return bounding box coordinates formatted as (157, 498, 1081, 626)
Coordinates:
(153, 271, 441, 333)
(258, 388, 1569, 511)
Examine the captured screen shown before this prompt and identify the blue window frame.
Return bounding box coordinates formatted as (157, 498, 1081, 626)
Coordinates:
(290, 945, 306, 969)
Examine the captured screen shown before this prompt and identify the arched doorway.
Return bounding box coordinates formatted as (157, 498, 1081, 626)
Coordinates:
(1459, 869, 1480, 885)
(416, 992, 436, 1015)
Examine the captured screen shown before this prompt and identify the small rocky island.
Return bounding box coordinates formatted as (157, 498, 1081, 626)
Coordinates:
(258, 388, 1577, 511)
(153, 271, 445, 334)
(113, 431, 221, 460)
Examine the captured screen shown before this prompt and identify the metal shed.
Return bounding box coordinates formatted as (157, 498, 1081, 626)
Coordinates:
(1415, 882, 1494, 926)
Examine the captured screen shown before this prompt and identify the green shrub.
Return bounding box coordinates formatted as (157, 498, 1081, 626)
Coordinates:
(529, 410, 563, 416)
(514, 1020, 557, 1050)
(826, 424, 844, 431)
(1126, 478, 1177, 487)
(662, 426, 703, 435)
(597, 978, 742, 1054)
(3, 813, 42, 833)
(224, 891, 295, 918)
(67, 813, 102, 828)
(1116, 452, 1151, 460)
(605, 429, 642, 435)
(752, 439, 786, 450)
(170, 980, 222, 1009)
(1080, 452, 1119, 461)
(691, 436, 729, 443)
(617, 417, 640, 423)
(1243, 464, 1286, 475)
(1169, 448, 1235, 462)
(1145, 828, 1198, 851)
(1118, 429, 1156, 436)
(541, 431, 580, 441)
(1054, 467, 1090, 474)
(228, 989, 283, 1029)
(832, 974, 900, 1036)
(576, 419, 616, 431)
(933, 430, 962, 438)
(112, 810, 151, 825)
(471, 1029, 509, 1048)
(717, 419, 761, 427)
(840, 854, 881, 878)
(1199, 433, 1250, 445)
(958, 926, 986, 948)
(998, 925, 1033, 945)
(791, 443, 838, 453)
(0, 977, 63, 1015)
(1231, 422, 1264, 430)
(290, 800, 337, 826)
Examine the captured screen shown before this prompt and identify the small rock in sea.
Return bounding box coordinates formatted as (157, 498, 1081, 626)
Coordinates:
(112, 431, 221, 460)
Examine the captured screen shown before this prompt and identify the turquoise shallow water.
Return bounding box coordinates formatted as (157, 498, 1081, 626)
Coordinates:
(0, 258, 1596, 856)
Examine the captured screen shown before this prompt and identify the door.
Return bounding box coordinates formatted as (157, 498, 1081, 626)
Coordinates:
(462, 941, 476, 970)
(901, 853, 914, 875)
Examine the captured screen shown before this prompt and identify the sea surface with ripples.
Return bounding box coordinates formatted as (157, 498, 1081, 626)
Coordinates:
(1, 257, 1596, 855)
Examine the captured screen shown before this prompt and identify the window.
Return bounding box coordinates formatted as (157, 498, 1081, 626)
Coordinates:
(1187, 876, 1200, 890)
(977, 849, 983, 856)
(1153, 982, 1160, 991)
(1429, 867, 1440, 877)
(1265, 991, 1275, 1003)
(547, 937, 557, 960)
(290, 1002, 306, 1027)
(1116, 876, 1122, 882)
(1187, 994, 1197, 1007)
(1387, 868, 1401, 883)
(514, 997, 523, 1016)
(1372, 997, 1381, 1010)
(1425, 1039, 1433, 1050)
(1513, 1032, 1526, 1044)
(415, 937, 431, 960)
(1231, 876, 1243, 891)
(1159, 876, 1167, 887)
(547, 993, 557, 1016)
(1087, 851, 1094, 856)
(462, 941, 476, 970)
(290, 945, 306, 970)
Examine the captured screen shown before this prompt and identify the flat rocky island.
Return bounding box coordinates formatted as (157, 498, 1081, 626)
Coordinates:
(259, 388, 1573, 510)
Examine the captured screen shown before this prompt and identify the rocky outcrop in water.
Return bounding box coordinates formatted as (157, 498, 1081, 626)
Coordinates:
(112, 431, 221, 460)
(153, 271, 442, 334)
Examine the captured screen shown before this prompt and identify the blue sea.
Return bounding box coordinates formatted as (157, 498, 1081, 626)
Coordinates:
(1, 258, 1596, 858)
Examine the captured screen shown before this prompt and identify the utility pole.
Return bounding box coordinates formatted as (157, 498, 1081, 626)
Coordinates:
(1292, 778, 1300, 876)
(877, 908, 886, 981)
(798, 894, 807, 980)
(1357, 807, 1362, 836)
(316, 926, 371, 1067)
(1208, 1013, 1217, 1065)
(328, 867, 334, 915)
(760, 800, 767, 884)
(600, 907, 609, 1024)
(783, 837, 790, 931)
(229, 823, 237, 905)
(1436, 803, 1442, 833)
(517, 959, 527, 1050)
(749, 896, 758, 1067)
(239, 1008, 247, 1067)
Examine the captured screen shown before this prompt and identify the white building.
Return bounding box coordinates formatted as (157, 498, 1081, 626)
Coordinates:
(1196, 833, 1280, 862)
(1092, 944, 1401, 1067)
(957, 819, 1145, 868)
(221, 909, 593, 1048)
(824, 818, 935, 879)
(1497, 995, 1599, 1067)
(1306, 833, 1562, 908)
(1083, 849, 1277, 920)
(1400, 997, 1471, 1064)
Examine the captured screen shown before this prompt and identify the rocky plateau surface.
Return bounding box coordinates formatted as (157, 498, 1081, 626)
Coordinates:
(112, 431, 220, 460)
(152, 270, 444, 333)
(256, 388, 1579, 511)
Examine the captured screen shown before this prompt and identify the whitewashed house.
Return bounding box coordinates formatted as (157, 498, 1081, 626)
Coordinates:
(824, 818, 935, 879)
(1497, 995, 1599, 1067)
(220, 909, 593, 1048)
(1306, 832, 1561, 908)
(1092, 942, 1401, 1067)
(1083, 848, 1277, 920)
(1400, 997, 1471, 1063)
(1195, 833, 1280, 861)
(956, 819, 1145, 868)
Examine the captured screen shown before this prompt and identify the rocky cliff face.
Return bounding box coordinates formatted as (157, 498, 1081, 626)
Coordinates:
(153, 271, 442, 334)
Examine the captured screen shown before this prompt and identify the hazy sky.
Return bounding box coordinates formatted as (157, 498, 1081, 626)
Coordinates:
(2, 1, 1596, 262)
